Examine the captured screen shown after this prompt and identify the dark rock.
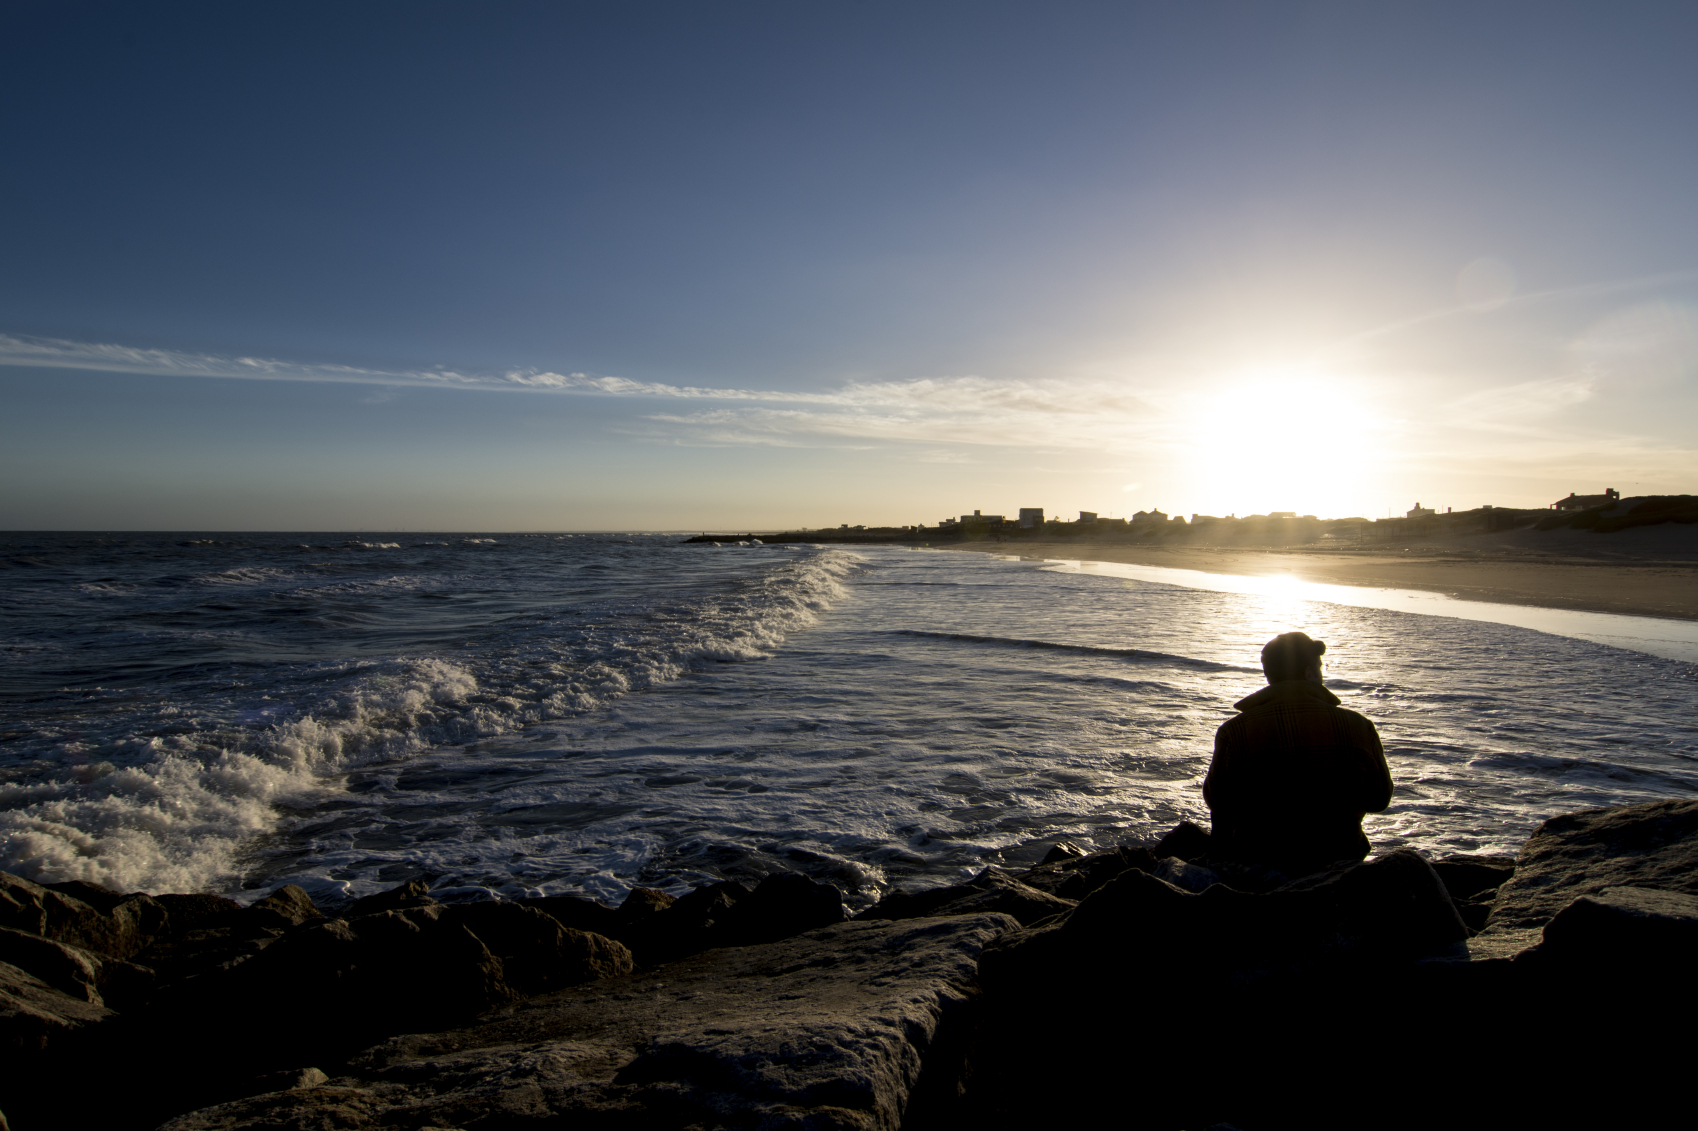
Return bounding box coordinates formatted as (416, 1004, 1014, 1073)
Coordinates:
(442, 902, 634, 994)
(156, 914, 1017, 1131)
(716, 871, 845, 945)
(154, 893, 243, 935)
(43, 880, 128, 915)
(632, 880, 751, 963)
(520, 893, 622, 938)
(242, 1067, 330, 1094)
(859, 869, 1076, 927)
(0, 959, 113, 1055)
(1429, 854, 1515, 902)
(1455, 896, 1493, 933)
(1540, 885, 1698, 964)
(0, 927, 105, 1004)
(1473, 798, 1698, 958)
(0, 872, 166, 960)
(1039, 840, 1088, 864)
(969, 851, 1470, 1129)
(617, 886, 676, 919)
(342, 879, 437, 918)
(1017, 844, 1157, 899)
(129, 926, 283, 985)
(665, 879, 749, 928)
(244, 885, 322, 930)
(1153, 819, 1213, 861)
(985, 849, 1468, 997)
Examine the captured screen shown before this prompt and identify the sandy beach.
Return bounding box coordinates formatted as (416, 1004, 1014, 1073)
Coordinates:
(939, 524, 1698, 621)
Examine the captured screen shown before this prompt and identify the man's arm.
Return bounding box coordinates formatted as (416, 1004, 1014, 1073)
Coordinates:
(1355, 719, 1393, 813)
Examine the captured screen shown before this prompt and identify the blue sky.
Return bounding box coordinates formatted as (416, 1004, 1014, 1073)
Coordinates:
(3, 1, 1695, 529)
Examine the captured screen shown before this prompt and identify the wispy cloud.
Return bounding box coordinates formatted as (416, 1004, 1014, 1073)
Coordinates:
(0, 330, 1165, 450)
(0, 332, 766, 400)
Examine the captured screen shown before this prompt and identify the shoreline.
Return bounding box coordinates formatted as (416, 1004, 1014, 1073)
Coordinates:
(937, 541, 1698, 621)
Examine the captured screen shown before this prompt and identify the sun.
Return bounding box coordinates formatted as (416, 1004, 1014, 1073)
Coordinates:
(1175, 368, 1385, 518)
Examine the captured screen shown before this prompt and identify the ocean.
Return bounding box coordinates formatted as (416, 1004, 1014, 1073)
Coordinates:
(2, 532, 1694, 910)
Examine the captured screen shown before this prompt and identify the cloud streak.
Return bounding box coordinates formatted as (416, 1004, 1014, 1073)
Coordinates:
(0, 330, 1160, 450)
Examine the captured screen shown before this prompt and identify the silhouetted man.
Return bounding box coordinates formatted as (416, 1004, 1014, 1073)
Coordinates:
(1202, 632, 1393, 878)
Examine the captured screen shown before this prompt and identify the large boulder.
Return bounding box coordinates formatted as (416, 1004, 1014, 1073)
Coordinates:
(0, 959, 113, 1056)
(0, 873, 168, 961)
(153, 894, 242, 935)
(968, 850, 1469, 1128)
(154, 913, 1017, 1131)
(244, 885, 322, 930)
(1473, 799, 1698, 958)
(1539, 885, 1698, 964)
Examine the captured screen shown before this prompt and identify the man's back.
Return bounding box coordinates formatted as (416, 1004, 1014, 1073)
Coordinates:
(1204, 679, 1393, 875)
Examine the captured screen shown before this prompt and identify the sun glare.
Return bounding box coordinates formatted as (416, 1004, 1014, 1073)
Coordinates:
(1177, 370, 1383, 519)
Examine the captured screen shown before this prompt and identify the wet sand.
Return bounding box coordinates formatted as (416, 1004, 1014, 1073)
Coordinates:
(939, 531, 1698, 621)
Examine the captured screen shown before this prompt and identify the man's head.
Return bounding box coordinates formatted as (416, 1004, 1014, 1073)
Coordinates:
(1262, 631, 1326, 683)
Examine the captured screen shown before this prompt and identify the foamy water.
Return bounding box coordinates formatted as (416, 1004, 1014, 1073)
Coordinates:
(2, 537, 1693, 907)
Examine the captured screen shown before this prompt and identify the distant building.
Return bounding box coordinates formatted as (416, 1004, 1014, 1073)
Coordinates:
(960, 510, 1006, 526)
(1078, 511, 1098, 524)
(1132, 508, 1168, 524)
(1018, 508, 1044, 528)
(1552, 488, 1620, 511)
(1269, 511, 1297, 520)
(1406, 502, 1436, 519)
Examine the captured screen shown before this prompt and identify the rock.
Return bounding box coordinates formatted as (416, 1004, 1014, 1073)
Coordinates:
(442, 902, 634, 994)
(243, 1067, 330, 1094)
(858, 870, 1076, 927)
(1151, 856, 1221, 893)
(342, 879, 437, 918)
(715, 870, 845, 945)
(43, 880, 127, 915)
(985, 849, 1468, 999)
(1540, 885, 1698, 964)
(129, 926, 283, 986)
(156, 913, 1018, 1131)
(969, 851, 1470, 1128)
(0, 872, 166, 960)
(1039, 840, 1088, 864)
(617, 886, 676, 919)
(1429, 854, 1515, 902)
(0, 959, 113, 1055)
(244, 884, 322, 929)
(1153, 819, 1213, 861)
(0, 927, 105, 1004)
(632, 880, 750, 963)
(520, 893, 622, 939)
(1473, 799, 1698, 958)
(1016, 844, 1157, 899)
(154, 893, 243, 935)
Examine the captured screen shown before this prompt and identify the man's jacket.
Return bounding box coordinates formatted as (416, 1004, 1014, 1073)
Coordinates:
(1203, 679, 1393, 873)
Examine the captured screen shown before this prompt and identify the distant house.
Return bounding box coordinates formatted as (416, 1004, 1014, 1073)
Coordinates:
(1078, 511, 1098, 524)
(1406, 502, 1436, 519)
(1552, 488, 1620, 511)
(960, 509, 1006, 525)
(1132, 508, 1168, 524)
(1018, 508, 1045, 528)
(1269, 511, 1297, 520)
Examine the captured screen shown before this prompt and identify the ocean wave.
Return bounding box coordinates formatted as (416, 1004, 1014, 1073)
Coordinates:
(0, 549, 863, 894)
(890, 629, 1260, 672)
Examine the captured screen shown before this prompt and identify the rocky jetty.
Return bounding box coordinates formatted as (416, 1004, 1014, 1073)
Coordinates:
(2, 798, 1694, 1130)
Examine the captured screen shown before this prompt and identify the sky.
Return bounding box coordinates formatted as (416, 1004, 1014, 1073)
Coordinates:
(2, 1, 1696, 530)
